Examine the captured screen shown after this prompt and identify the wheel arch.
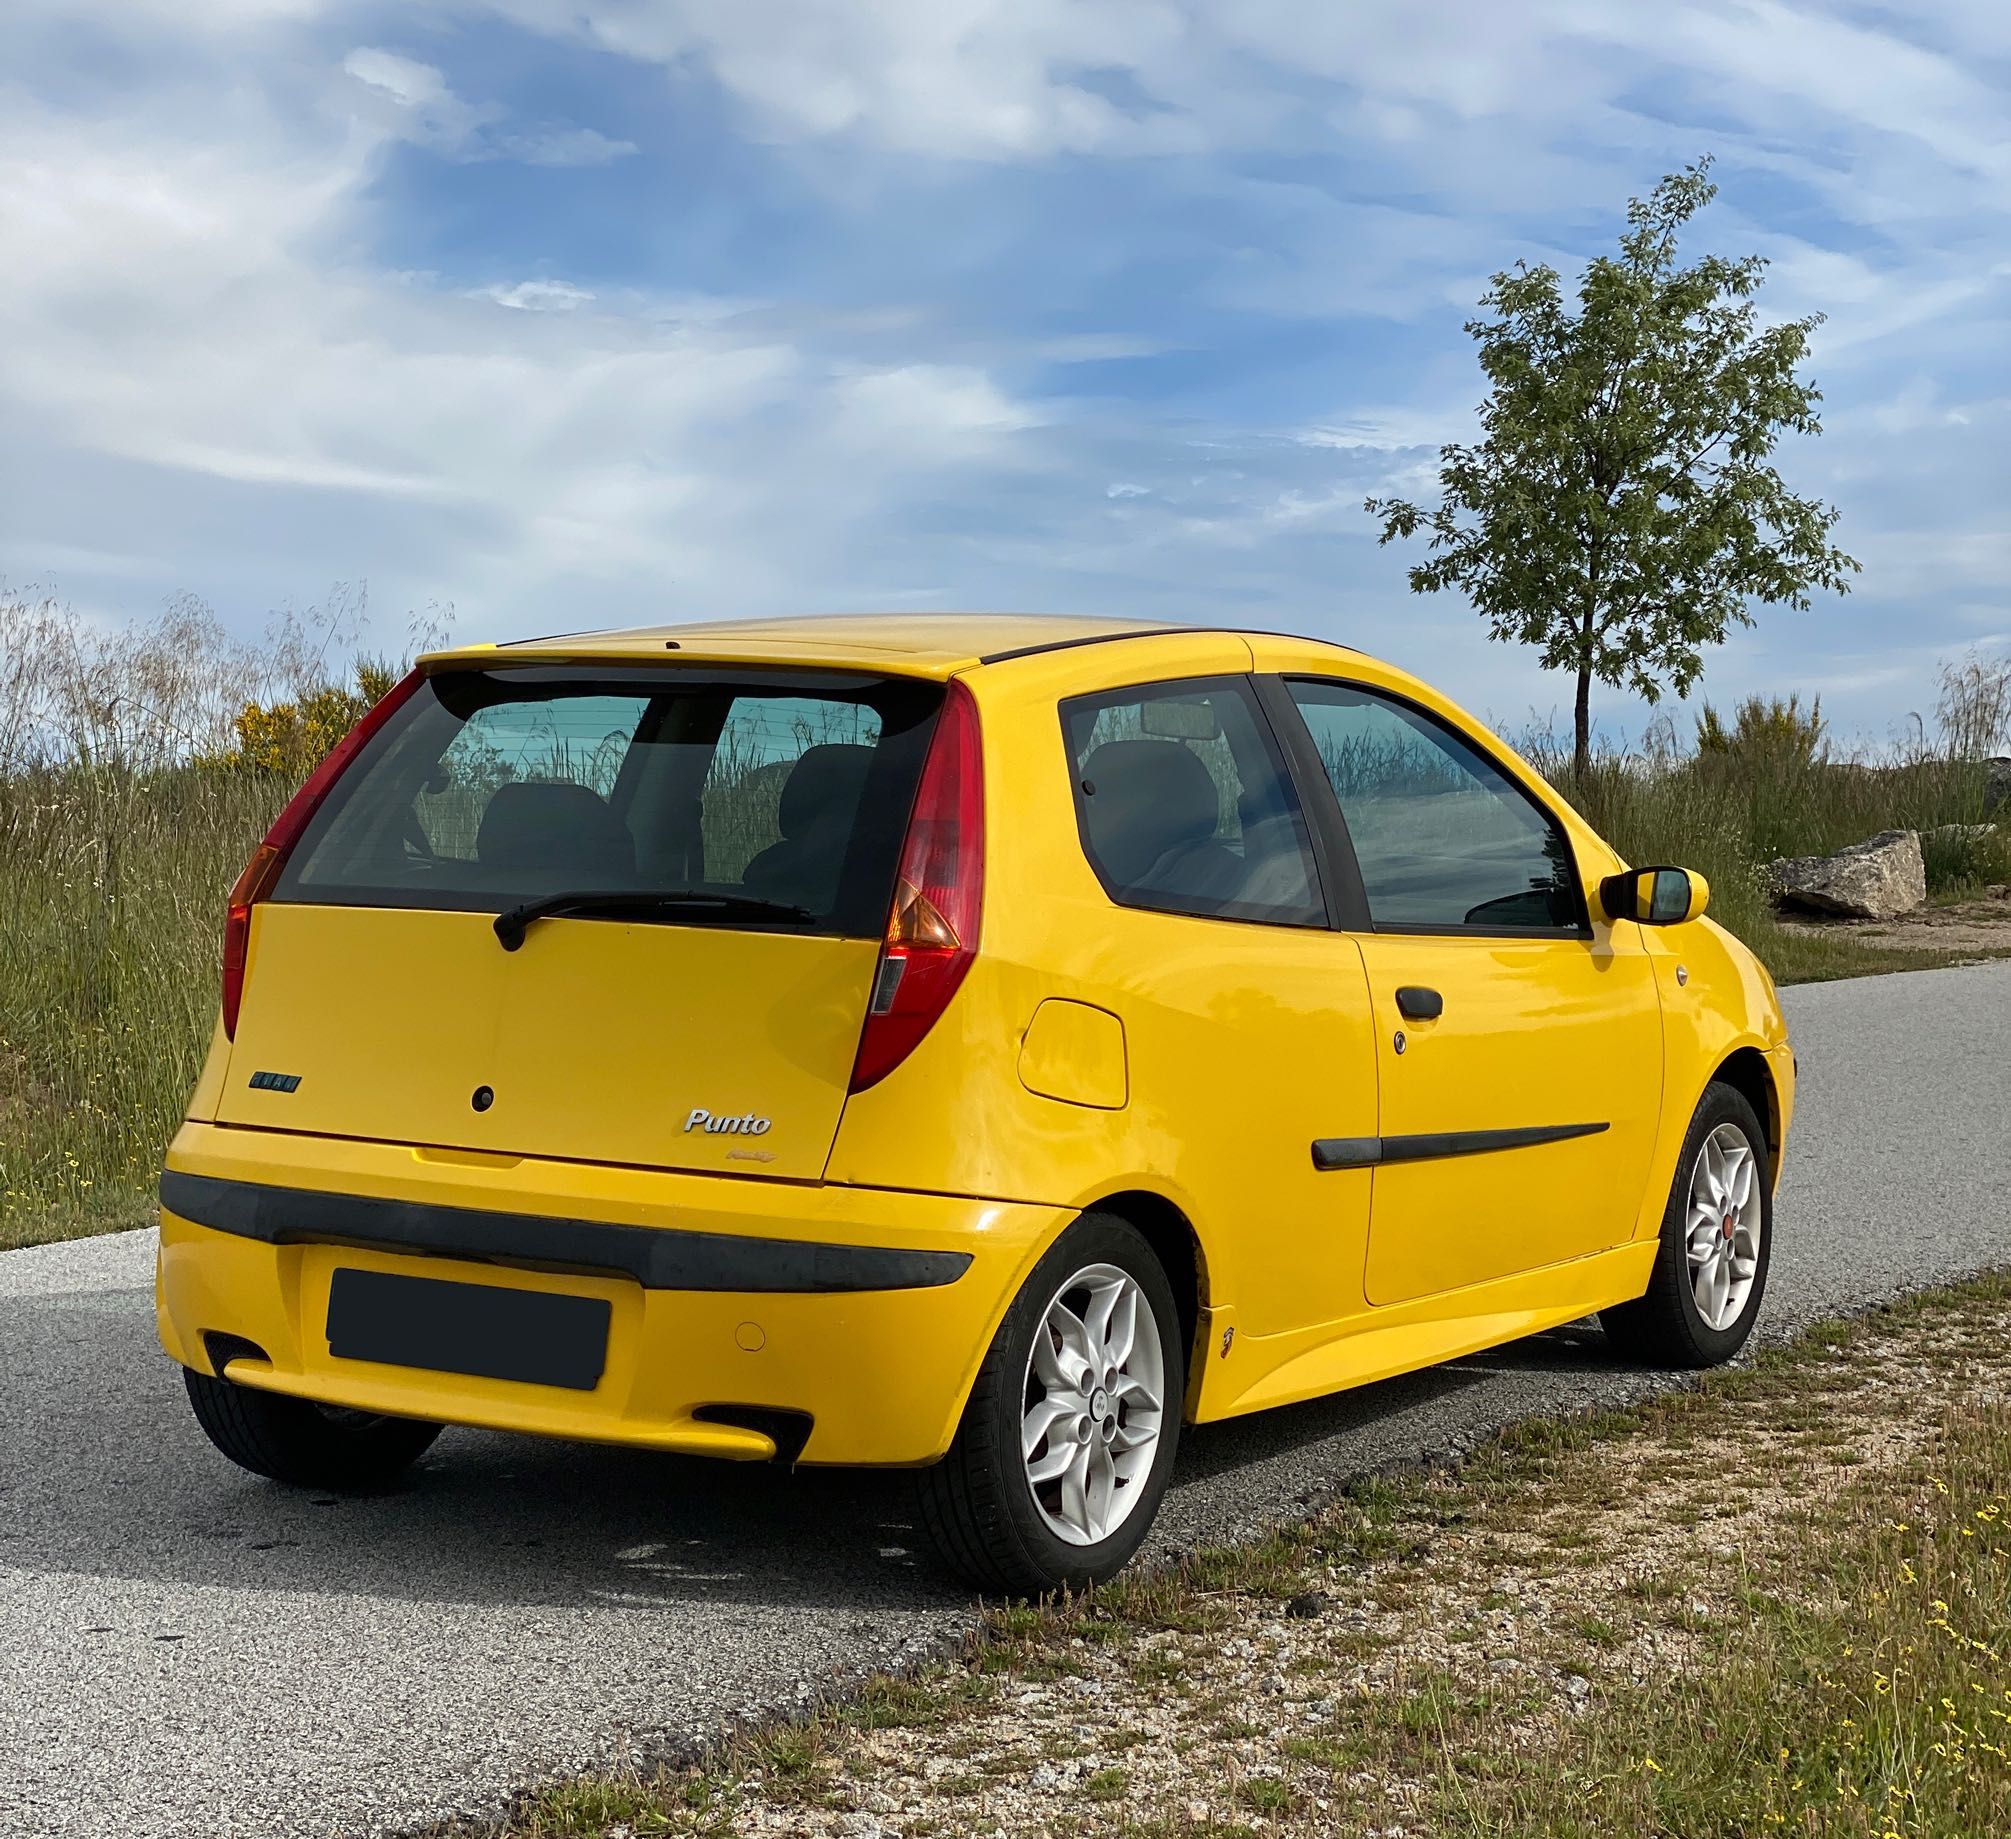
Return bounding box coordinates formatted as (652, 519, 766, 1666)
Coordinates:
(1078, 1187, 1209, 1379)
(1710, 1044, 1781, 1166)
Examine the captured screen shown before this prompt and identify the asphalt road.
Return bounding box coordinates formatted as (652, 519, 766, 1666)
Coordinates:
(4, 960, 2008, 1839)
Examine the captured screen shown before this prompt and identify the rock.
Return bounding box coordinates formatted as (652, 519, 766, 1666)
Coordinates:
(1986, 758, 2011, 812)
(1767, 829, 1925, 920)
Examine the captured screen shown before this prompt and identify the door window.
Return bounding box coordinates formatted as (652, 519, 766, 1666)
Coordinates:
(1061, 677, 1324, 926)
(1286, 681, 1582, 933)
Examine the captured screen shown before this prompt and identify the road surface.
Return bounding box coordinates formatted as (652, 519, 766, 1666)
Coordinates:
(3, 961, 2007, 1839)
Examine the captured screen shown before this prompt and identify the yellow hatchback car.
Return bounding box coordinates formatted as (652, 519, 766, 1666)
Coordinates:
(159, 614, 1793, 1593)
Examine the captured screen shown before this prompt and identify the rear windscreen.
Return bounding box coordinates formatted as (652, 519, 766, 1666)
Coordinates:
(274, 666, 944, 935)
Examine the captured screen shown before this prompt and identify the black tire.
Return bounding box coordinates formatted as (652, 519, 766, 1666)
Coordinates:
(916, 1213, 1185, 1597)
(183, 1368, 442, 1491)
(1602, 1081, 1773, 1368)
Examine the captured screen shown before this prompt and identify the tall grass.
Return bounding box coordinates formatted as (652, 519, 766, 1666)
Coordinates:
(0, 764, 287, 1235)
(1530, 660, 2011, 983)
(1540, 746, 2010, 979)
(0, 586, 404, 1241)
(2, 585, 2008, 1244)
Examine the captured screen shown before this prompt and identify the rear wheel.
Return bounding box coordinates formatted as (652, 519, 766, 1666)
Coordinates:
(916, 1214, 1184, 1596)
(183, 1368, 442, 1491)
(1602, 1081, 1772, 1367)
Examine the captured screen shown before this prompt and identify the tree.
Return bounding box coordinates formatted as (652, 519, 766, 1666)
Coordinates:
(1365, 157, 1859, 777)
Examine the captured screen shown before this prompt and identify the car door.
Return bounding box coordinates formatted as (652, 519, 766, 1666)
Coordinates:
(1271, 675, 1664, 1307)
(1047, 670, 1383, 1343)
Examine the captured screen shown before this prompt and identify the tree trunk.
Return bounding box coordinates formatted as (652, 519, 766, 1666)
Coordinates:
(1573, 657, 1593, 781)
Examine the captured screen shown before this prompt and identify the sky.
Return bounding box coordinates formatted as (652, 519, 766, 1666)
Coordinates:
(2, 1, 2006, 747)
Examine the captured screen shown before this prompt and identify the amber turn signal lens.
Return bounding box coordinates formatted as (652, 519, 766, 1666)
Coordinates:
(887, 879, 960, 951)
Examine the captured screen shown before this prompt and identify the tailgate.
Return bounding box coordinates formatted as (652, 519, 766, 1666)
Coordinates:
(214, 660, 941, 1178)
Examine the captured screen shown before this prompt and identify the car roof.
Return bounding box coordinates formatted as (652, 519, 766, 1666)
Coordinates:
(422, 611, 1341, 679)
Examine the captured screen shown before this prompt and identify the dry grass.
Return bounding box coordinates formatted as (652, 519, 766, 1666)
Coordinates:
(469, 1276, 2011, 1839)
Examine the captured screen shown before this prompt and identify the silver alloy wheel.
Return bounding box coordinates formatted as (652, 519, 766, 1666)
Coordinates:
(1019, 1263, 1166, 1547)
(1686, 1121, 1762, 1331)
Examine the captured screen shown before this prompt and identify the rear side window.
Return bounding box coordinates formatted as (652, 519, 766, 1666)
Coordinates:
(276, 667, 940, 936)
(1286, 680, 1583, 933)
(1061, 677, 1325, 927)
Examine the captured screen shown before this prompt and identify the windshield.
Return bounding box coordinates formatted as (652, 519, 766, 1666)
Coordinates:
(275, 665, 944, 936)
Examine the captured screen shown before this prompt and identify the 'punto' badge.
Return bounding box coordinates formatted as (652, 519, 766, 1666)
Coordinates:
(684, 1108, 772, 1136)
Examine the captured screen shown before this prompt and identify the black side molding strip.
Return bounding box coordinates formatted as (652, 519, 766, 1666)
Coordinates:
(159, 1170, 973, 1294)
(1311, 1121, 1609, 1172)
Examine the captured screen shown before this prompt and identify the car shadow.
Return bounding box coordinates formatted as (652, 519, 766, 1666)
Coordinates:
(7, 1282, 1628, 1616)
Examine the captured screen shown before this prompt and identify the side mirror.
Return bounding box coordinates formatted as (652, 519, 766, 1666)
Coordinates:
(1599, 865, 1709, 927)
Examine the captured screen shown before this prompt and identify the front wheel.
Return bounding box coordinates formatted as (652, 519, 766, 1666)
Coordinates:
(183, 1368, 442, 1491)
(1602, 1081, 1773, 1367)
(916, 1214, 1185, 1596)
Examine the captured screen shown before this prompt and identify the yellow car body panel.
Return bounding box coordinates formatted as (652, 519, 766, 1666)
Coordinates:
(158, 612, 1794, 1477)
(215, 903, 879, 1181)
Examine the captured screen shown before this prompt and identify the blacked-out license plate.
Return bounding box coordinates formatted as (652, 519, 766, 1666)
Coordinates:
(326, 1267, 611, 1391)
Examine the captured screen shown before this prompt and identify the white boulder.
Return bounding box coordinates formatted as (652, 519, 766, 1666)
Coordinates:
(1767, 829, 1926, 921)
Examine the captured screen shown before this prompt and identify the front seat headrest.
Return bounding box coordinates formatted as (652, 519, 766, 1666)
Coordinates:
(476, 781, 635, 880)
(776, 744, 876, 840)
(1079, 739, 1221, 886)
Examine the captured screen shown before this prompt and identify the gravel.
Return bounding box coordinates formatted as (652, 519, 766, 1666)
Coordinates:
(2, 959, 2007, 1839)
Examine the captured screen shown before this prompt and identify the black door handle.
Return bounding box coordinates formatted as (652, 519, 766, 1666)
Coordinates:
(1395, 985, 1443, 1021)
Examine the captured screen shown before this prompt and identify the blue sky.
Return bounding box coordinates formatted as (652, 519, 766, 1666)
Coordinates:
(2, 1, 2006, 745)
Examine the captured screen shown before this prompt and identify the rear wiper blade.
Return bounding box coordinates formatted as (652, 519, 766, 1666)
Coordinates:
(494, 890, 814, 952)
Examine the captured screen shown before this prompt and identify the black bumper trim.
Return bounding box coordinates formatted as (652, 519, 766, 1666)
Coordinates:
(159, 1169, 974, 1294)
(1311, 1121, 1608, 1171)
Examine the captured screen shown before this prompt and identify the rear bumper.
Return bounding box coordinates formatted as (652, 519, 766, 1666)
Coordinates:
(157, 1122, 1070, 1466)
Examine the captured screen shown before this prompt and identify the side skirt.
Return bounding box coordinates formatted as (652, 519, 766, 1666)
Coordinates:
(1191, 1239, 1659, 1424)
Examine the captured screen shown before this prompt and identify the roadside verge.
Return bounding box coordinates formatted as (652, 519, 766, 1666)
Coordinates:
(470, 1274, 2011, 1838)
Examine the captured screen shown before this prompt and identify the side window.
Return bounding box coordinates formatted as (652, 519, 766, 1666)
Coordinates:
(1062, 677, 1325, 926)
(1287, 680, 1583, 933)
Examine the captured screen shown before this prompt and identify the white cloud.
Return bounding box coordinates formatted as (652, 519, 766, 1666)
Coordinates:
(504, 124, 637, 167)
(482, 279, 598, 311)
(342, 47, 455, 112)
(837, 365, 1039, 446)
(1298, 408, 1469, 453)
(342, 43, 635, 166)
(0, 82, 1039, 631)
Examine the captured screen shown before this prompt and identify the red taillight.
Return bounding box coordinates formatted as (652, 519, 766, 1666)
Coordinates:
(849, 679, 985, 1093)
(221, 669, 426, 1039)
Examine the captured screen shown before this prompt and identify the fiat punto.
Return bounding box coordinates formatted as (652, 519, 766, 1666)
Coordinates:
(159, 614, 1793, 1593)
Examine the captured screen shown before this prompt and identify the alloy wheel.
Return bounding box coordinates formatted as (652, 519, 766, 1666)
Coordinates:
(1018, 1263, 1166, 1546)
(1686, 1122, 1762, 1331)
